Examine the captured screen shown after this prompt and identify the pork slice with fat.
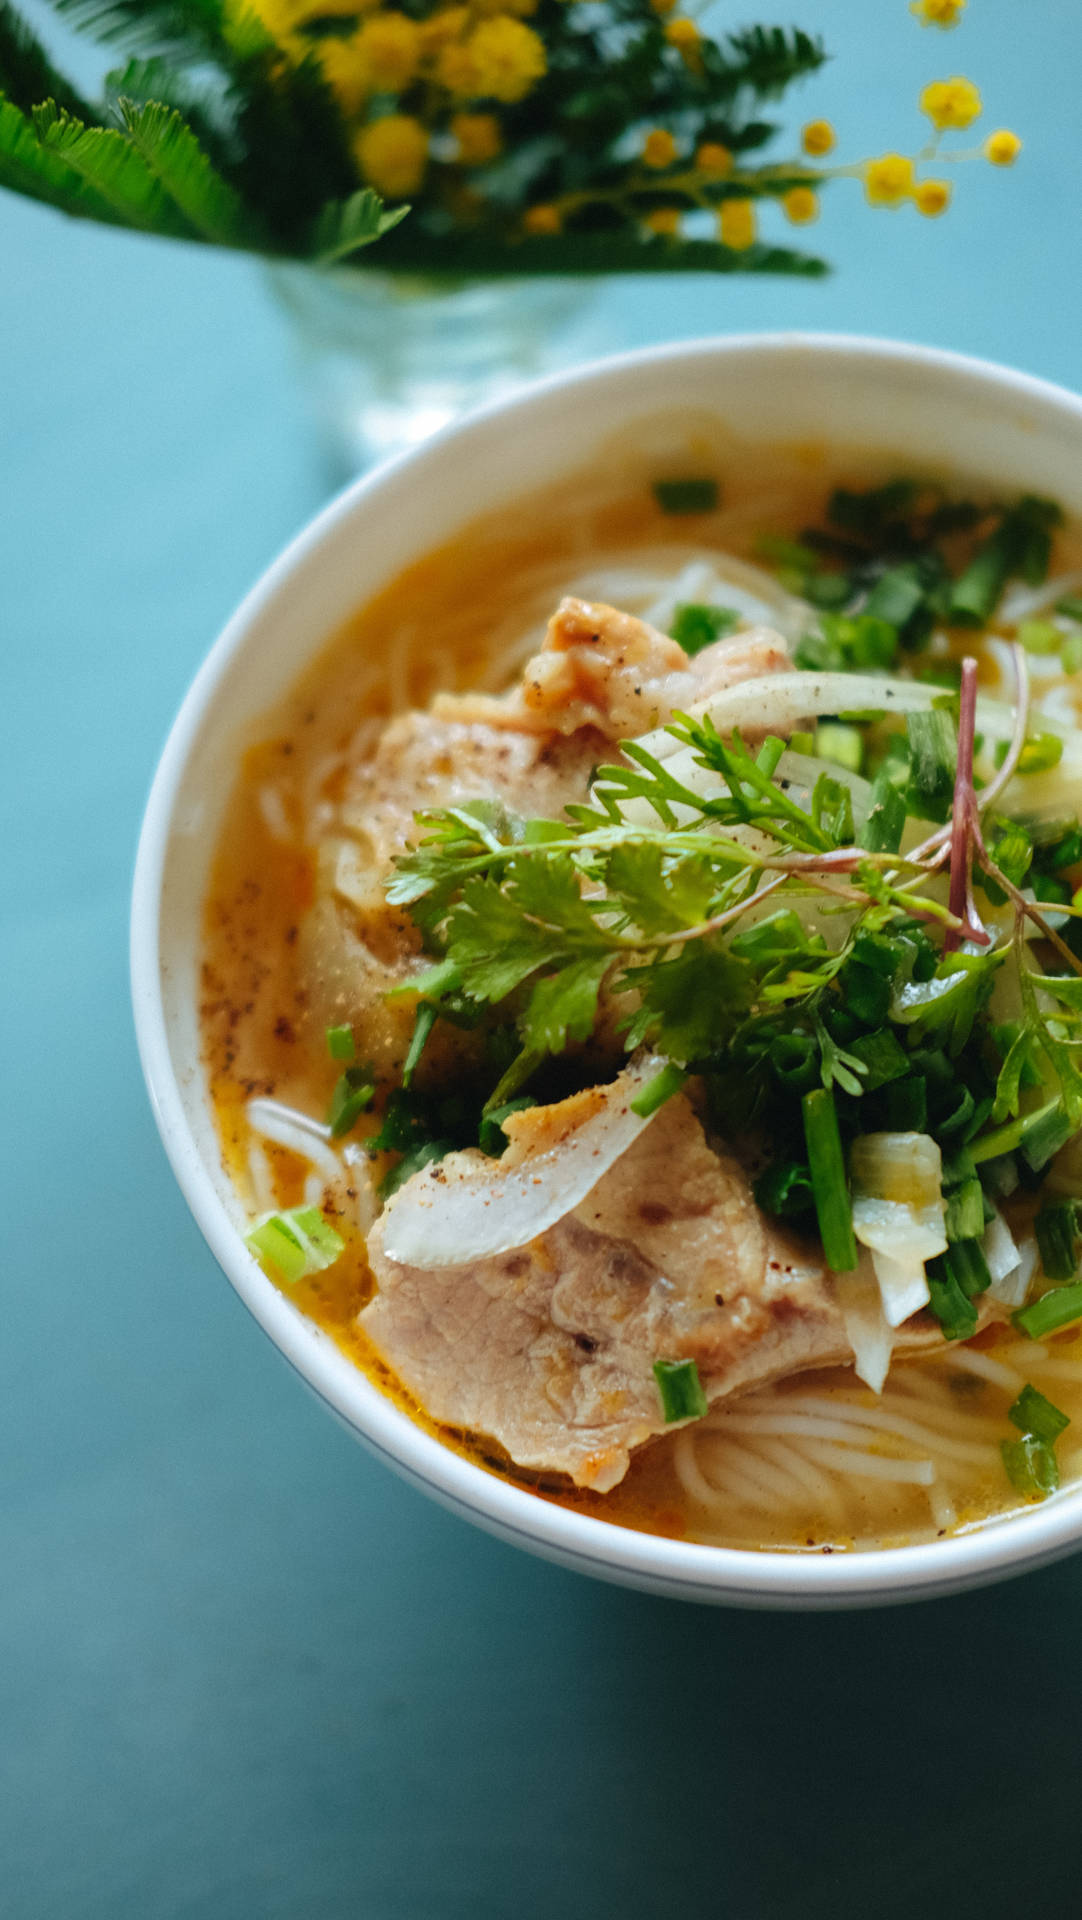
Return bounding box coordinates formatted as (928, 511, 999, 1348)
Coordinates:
(361, 1085, 953, 1492)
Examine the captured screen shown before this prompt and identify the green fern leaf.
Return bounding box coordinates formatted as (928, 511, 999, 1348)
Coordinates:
(0, 94, 130, 223)
(369, 228, 829, 279)
(52, 0, 229, 63)
(31, 98, 196, 235)
(116, 97, 254, 245)
(0, 1, 93, 117)
(104, 57, 235, 161)
(312, 186, 409, 264)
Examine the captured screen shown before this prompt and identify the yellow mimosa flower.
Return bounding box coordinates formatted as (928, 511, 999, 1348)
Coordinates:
(642, 128, 677, 168)
(914, 178, 951, 216)
(718, 198, 756, 250)
(863, 152, 915, 206)
(354, 114, 429, 196)
(523, 203, 562, 234)
(356, 12, 422, 93)
(664, 18, 701, 67)
(801, 119, 835, 157)
(783, 186, 819, 225)
(450, 112, 502, 164)
(910, 0, 966, 25)
(985, 128, 1022, 166)
(440, 15, 547, 102)
(920, 76, 981, 130)
(695, 142, 732, 179)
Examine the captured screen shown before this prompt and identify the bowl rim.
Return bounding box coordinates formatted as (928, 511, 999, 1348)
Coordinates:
(132, 329, 1082, 1605)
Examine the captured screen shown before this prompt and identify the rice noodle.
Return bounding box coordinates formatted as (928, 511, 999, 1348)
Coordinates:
(246, 1096, 344, 1191)
(945, 1346, 1024, 1392)
(927, 1480, 958, 1532)
(795, 1440, 936, 1486)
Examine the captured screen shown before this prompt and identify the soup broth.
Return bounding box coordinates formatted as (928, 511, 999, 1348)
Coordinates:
(202, 437, 1082, 1552)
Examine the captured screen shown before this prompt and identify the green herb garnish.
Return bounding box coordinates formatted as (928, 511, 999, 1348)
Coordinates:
(671, 604, 740, 654)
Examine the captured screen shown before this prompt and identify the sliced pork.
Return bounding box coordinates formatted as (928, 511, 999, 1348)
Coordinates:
(362, 1082, 949, 1492)
(432, 597, 789, 739)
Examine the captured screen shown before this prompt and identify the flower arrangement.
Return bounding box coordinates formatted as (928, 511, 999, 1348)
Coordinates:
(0, 0, 1019, 278)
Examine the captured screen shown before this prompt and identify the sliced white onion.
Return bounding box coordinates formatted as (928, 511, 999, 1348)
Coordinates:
(1000, 570, 1082, 624)
(852, 1196, 947, 1262)
(987, 1226, 1037, 1310)
(834, 1255, 895, 1394)
(850, 1131, 944, 1212)
(634, 670, 943, 762)
(634, 669, 1074, 767)
(379, 1055, 666, 1269)
(981, 1209, 1023, 1300)
(870, 1248, 931, 1328)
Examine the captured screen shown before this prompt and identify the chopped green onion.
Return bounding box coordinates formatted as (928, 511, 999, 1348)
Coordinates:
(1062, 634, 1082, 675)
(815, 722, 864, 774)
(971, 1099, 1070, 1169)
(803, 572, 852, 610)
(246, 1205, 345, 1285)
(789, 729, 815, 756)
(756, 734, 786, 779)
(857, 769, 906, 854)
(994, 732, 1064, 775)
(949, 496, 1061, 626)
(653, 477, 719, 515)
(1014, 1281, 1082, 1340)
(755, 533, 819, 571)
(863, 561, 927, 632)
(630, 1061, 688, 1117)
(1045, 826, 1082, 870)
(936, 1238, 991, 1299)
(1001, 1435, 1059, 1499)
(802, 1088, 857, 1272)
(838, 957, 892, 1027)
(670, 603, 739, 654)
(945, 1177, 985, 1243)
(795, 613, 897, 674)
(1009, 1384, 1070, 1444)
(326, 1024, 356, 1061)
(326, 1066, 376, 1139)
(768, 1031, 819, 1092)
(653, 1357, 708, 1423)
(1017, 618, 1062, 655)
(1031, 871, 1071, 905)
(1055, 595, 1082, 621)
(906, 708, 957, 815)
(1035, 1202, 1081, 1281)
(1021, 1102, 1073, 1171)
(926, 1266, 979, 1342)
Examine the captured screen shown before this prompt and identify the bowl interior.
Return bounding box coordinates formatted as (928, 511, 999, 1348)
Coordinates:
(134, 334, 1082, 1606)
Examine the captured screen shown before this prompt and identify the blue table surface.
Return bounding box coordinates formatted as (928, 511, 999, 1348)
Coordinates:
(5, 3, 1082, 1914)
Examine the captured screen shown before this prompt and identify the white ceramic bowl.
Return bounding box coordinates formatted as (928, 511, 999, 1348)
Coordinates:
(133, 333, 1082, 1608)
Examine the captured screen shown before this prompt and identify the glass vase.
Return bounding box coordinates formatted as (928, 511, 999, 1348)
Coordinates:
(266, 262, 612, 478)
